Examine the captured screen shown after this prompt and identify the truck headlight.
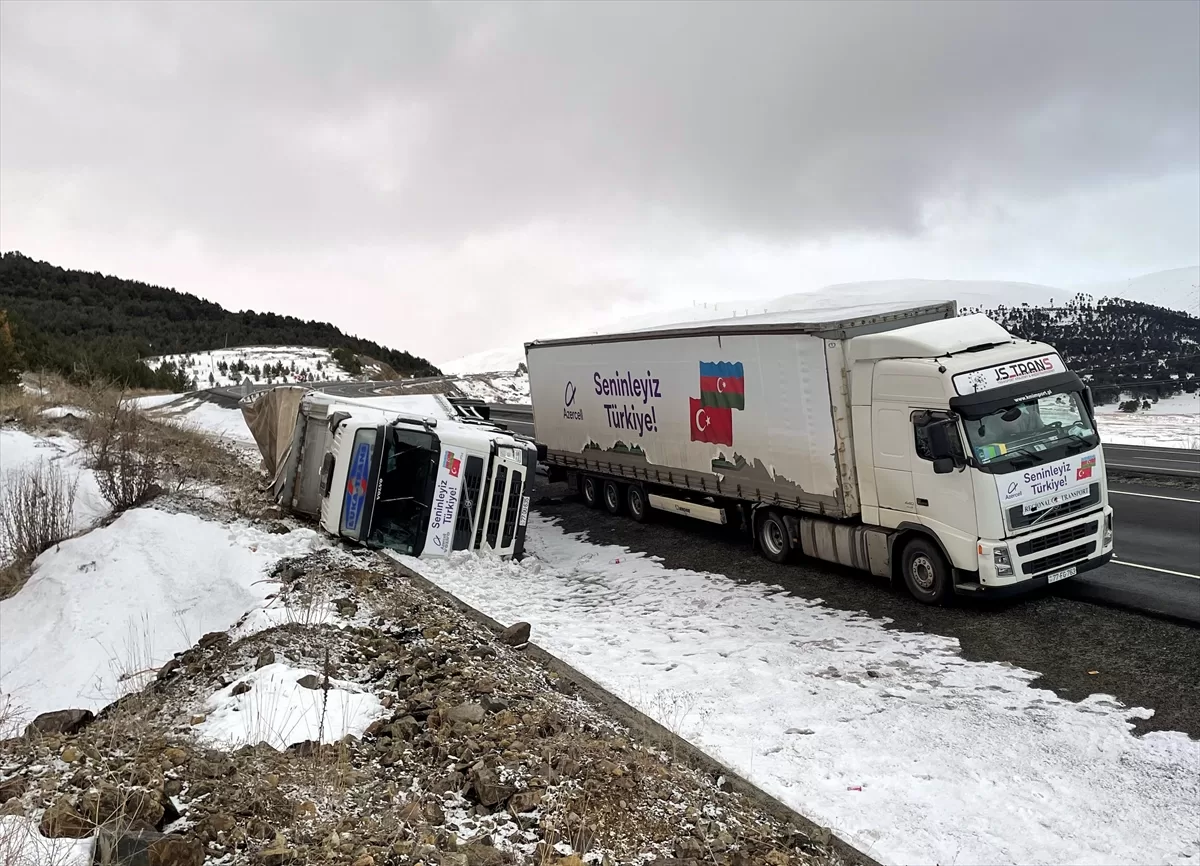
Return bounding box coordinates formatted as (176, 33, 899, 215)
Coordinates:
(496, 445, 521, 463)
(993, 546, 1014, 576)
(1104, 513, 1113, 548)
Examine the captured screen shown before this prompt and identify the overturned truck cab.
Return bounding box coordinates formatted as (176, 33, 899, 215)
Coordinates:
(241, 387, 537, 559)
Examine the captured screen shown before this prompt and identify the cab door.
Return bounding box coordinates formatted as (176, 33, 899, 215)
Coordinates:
(910, 411, 978, 569)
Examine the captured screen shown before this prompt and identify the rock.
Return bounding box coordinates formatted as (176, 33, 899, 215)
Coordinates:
(189, 715, 206, 726)
(470, 677, 497, 695)
(507, 790, 542, 814)
(0, 776, 27, 804)
(446, 703, 485, 724)
(396, 801, 424, 824)
(93, 823, 205, 866)
(351, 856, 375, 866)
(423, 801, 445, 826)
(163, 747, 190, 767)
(156, 659, 181, 681)
(255, 648, 276, 669)
(469, 768, 515, 808)
(259, 506, 284, 520)
(441, 854, 469, 866)
(498, 622, 531, 647)
(80, 784, 165, 829)
(39, 796, 93, 838)
(232, 681, 252, 696)
(255, 843, 296, 865)
(462, 844, 510, 866)
(197, 631, 228, 650)
(265, 521, 291, 535)
(295, 674, 322, 690)
(25, 708, 94, 738)
(556, 858, 584, 866)
(61, 745, 80, 763)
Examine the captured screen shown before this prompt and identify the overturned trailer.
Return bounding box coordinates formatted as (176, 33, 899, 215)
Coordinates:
(241, 387, 537, 559)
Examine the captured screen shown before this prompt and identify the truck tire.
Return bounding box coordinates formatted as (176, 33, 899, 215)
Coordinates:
(581, 475, 601, 509)
(758, 510, 792, 563)
(603, 479, 624, 515)
(626, 484, 649, 522)
(901, 537, 953, 604)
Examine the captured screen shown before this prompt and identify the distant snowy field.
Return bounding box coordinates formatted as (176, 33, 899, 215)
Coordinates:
(400, 516, 1200, 866)
(1096, 392, 1200, 449)
(144, 345, 353, 387)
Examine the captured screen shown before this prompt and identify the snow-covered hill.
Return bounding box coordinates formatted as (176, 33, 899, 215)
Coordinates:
(145, 346, 353, 388)
(439, 267, 1199, 375)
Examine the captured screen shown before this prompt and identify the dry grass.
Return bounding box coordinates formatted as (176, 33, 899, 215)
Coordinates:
(0, 460, 79, 582)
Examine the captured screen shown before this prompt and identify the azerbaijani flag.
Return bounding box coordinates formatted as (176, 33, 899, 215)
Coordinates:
(699, 361, 745, 410)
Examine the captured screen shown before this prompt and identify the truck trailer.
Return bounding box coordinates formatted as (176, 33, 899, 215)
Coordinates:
(525, 302, 1113, 602)
(240, 388, 537, 559)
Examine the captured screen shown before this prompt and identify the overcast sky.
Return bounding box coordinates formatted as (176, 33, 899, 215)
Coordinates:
(1, 0, 1197, 364)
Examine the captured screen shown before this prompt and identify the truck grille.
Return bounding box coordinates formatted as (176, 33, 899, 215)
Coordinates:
(501, 476, 523, 549)
(1008, 483, 1100, 529)
(1022, 542, 1096, 576)
(1015, 521, 1098, 557)
(484, 466, 508, 549)
(453, 456, 484, 551)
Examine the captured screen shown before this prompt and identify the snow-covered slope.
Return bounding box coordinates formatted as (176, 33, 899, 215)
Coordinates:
(144, 346, 353, 387)
(440, 268, 1198, 374)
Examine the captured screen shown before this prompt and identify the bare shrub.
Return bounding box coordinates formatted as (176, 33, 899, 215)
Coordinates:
(88, 400, 165, 511)
(0, 460, 79, 566)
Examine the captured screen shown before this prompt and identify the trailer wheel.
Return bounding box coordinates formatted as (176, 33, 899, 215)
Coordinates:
(580, 475, 601, 509)
(603, 479, 624, 515)
(757, 510, 792, 564)
(627, 484, 649, 522)
(900, 537, 953, 604)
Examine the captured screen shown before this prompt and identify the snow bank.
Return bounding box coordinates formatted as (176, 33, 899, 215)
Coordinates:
(398, 516, 1200, 866)
(132, 395, 257, 445)
(0, 429, 108, 532)
(195, 662, 382, 750)
(451, 374, 531, 403)
(0, 509, 324, 720)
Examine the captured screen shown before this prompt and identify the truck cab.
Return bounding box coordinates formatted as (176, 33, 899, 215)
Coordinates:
(849, 314, 1113, 601)
(243, 389, 537, 559)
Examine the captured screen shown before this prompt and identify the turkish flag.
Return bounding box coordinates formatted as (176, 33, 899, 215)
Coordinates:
(690, 398, 734, 446)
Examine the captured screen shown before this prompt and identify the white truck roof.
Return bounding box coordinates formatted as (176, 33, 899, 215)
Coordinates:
(848, 313, 1016, 361)
(526, 301, 956, 348)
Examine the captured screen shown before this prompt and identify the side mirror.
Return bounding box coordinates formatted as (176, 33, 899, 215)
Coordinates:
(932, 457, 955, 474)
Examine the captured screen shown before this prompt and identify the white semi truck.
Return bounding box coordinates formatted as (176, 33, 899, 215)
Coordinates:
(240, 388, 537, 559)
(526, 302, 1113, 603)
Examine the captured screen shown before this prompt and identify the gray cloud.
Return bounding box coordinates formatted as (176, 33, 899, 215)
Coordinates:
(1, 1, 1196, 362)
(3, 0, 1196, 248)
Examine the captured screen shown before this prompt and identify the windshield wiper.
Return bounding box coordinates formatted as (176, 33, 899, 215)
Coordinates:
(1001, 445, 1046, 466)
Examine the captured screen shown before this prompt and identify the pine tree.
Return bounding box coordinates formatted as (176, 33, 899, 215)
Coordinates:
(0, 310, 22, 385)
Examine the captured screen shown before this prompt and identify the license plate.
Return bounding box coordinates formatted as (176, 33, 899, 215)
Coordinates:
(1047, 566, 1077, 583)
(518, 496, 531, 527)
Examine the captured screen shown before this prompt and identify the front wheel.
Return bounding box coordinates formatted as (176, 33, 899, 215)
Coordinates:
(757, 510, 793, 564)
(580, 475, 601, 508)
(901, 537, 953, 604)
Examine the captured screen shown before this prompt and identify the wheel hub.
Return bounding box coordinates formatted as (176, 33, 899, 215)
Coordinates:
(910, 555, 936, 591)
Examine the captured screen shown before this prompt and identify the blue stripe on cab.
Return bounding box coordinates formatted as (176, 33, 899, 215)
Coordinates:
(699, 361, 744, 379)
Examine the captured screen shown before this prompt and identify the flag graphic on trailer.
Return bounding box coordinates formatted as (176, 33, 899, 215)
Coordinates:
(699, 361, 745, 410)
(689, 398, 734, 446)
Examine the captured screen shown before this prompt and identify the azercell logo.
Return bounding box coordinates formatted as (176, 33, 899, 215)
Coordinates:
(563, 380, 583, 421)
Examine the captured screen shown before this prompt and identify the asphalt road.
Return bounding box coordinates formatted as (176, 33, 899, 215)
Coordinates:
(533, 479, 1200, 738)
(1061, 483, 1200, 623)
(1104, 443, 1200, 477)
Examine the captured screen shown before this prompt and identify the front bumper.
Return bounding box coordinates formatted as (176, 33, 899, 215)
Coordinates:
(964, 505, 1113, 595)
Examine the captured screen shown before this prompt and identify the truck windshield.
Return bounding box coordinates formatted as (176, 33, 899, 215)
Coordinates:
(367, 428, 438, 555)
(963, 390, 1098, 468)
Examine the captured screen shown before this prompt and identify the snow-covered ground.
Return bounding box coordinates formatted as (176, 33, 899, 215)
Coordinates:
(0, 429, 109, 532)
(0, 508, 324, 722)
(451, 373, 530, 403)
(399, 516, 1200, 866)
(1096, 392, 1200, 449)
(0, 815, 91, 866)
(129, 394, 259, 446)
(144, 345, 353, 388)
(195, 661, 382, 750)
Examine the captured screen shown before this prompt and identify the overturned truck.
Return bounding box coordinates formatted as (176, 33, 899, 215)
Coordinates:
(241, 387, 537, 558)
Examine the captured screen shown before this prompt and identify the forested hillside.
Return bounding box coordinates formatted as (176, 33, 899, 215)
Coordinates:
(966, 296, 1199, 408)
(0, 252, 440, 389)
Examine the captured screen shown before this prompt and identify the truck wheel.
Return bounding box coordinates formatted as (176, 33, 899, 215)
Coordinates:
(901, 537, 953, 604)
(603, 479, 624, 515)
(580, 476, 601, 508)
(758, 511, 792, 563)
(627, 484, 649, 522)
